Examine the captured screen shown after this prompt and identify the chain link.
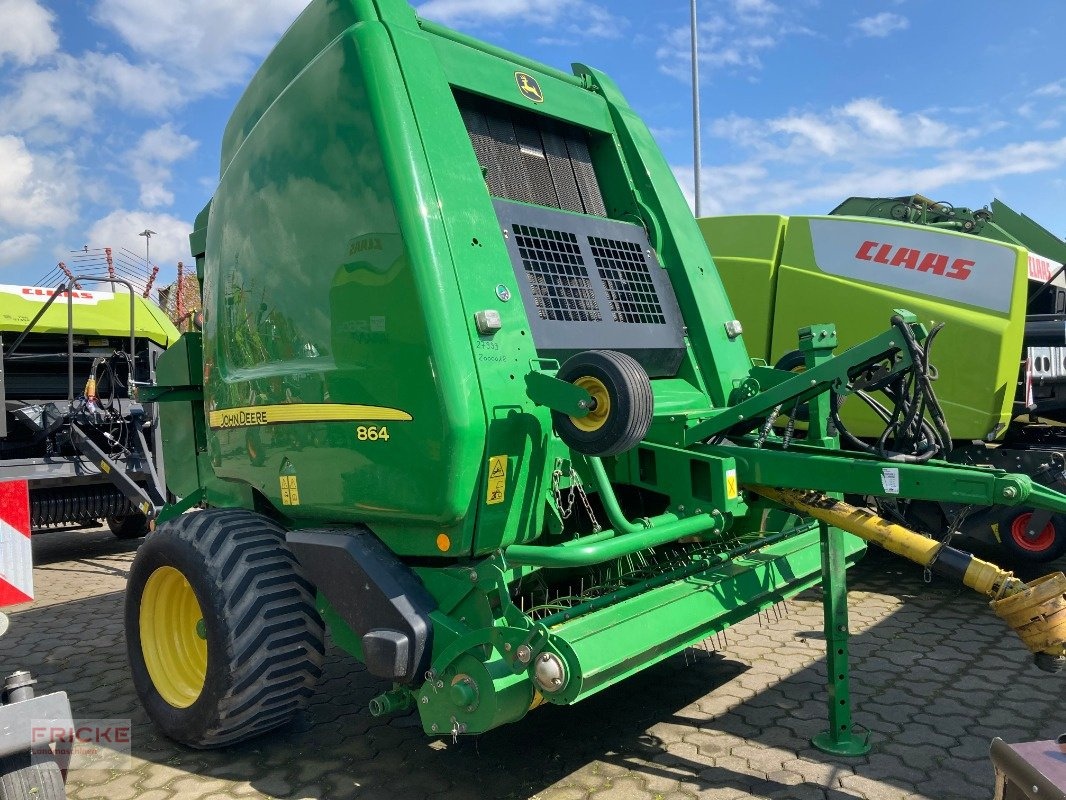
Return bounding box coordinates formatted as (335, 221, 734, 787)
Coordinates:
(551, 458, 602, 533)
(551, 462, 576, 521)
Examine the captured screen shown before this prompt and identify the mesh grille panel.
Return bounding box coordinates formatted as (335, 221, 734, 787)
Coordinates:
(458, 93, 606, 216)
(514, 225, 602, 322)
(514, 121, 558, 208)
(590, 236, 666, 324)
(460, 107, 506, 198)
(566, 137, 607, 217)
(541, 129, 583, 213)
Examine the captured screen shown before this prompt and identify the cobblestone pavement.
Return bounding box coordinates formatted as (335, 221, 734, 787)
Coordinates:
(9, 526, 1065, 799)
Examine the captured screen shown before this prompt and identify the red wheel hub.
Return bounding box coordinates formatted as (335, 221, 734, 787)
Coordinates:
(1009, 513, 1056, 553)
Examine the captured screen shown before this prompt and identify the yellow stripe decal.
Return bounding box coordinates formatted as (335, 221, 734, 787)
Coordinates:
(209, 404, 412, 430)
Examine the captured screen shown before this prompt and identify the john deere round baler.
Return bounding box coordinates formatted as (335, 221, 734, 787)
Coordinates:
(128, 0, 1066, 754)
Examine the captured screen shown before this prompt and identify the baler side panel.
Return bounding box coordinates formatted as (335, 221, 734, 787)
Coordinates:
(769, 216, 1028, 439)
(574, 66, 753, 406)
(369, 9, 570, 554)
(203, 22, 485, 546)
(219, 1, 375, 178)
(697, 215, 788, 363)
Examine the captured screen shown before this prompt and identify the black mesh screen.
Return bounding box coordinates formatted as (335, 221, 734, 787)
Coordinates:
(496, 200, 686, 376)
(513, 225, 602, 322)
(458, 93, 606, 217)
(590, 237, 666, 324)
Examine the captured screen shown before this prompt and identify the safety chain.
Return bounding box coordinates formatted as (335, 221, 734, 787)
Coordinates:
(552, 458, 602, 533)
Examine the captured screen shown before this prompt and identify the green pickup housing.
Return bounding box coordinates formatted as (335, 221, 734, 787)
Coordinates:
(148, 0, 1066, 744)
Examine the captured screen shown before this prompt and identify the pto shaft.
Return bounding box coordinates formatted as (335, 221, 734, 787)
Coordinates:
(750, 486, 1066, 673)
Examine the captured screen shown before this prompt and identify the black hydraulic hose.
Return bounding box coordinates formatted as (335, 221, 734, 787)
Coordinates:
(832, 316, 951, 463)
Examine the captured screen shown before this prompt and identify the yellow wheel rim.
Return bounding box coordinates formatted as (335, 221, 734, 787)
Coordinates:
(571, 376, 611, 433)
(139, 566, 208, 709)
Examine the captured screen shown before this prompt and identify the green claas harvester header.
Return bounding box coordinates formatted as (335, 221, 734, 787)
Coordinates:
(126, 0, 1066, 756)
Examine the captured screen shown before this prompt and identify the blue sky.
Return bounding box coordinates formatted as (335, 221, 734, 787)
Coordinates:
(0, 0, 1064, 287)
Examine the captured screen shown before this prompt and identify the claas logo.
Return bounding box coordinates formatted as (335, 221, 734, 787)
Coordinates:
(854, 240, 973, 282)
(515, 72, 544, 103)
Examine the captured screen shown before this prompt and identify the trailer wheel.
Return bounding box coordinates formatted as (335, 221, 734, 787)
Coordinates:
(1001, 510, 1066, 563)
(552, 350, 653, 457)
(107, 513, 148, 540)
(125, 509, 325, 748)
(0, 753, 64, 800)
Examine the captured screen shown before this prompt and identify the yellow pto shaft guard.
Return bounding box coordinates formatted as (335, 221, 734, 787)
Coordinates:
(750, 486, 1066, 672)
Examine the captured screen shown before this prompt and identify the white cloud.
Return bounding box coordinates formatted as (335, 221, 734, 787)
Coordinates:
(657, 3, 810, 81)
(0, 136, 78, 230)
(0, 52, 184, 137)
(130, 124, 198, 208)
(853, 12, 909, 38)
(86, 210, 193, 273)
(0, 233, 42, 268)
(1034, 80, 1066, 98)
(689, 107, 1066, 216)
(417, 0, 625, 38)
(731, 0, 781, 27)
(92, 0, 313, 95)
(685, 97, 1066, 216)
(0, 0, 58, 66)
(712, 98, 960, 161)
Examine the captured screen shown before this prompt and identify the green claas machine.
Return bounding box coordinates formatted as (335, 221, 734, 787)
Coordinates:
(700, 196, 1066, 563)
(125, 0, 1066, 756)
(0, 282, 178, 536)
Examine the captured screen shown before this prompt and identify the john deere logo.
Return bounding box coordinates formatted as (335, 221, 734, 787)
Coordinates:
(515, 72, 544, 103)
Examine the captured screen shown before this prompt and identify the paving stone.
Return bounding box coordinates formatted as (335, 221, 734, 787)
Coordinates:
(10, 529, 1061, 800)
(589, 776, 651, 800)
(837, 773, 913, 800)
(536, 788, 588, 800)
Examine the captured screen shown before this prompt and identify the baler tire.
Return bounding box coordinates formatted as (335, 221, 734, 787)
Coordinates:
(125, 509, 325, 749)
(553, 350, 653, 457)
(1000, 509, 1066, 564)
(107, 513, 149, 540)
(0, 753, 65, 800)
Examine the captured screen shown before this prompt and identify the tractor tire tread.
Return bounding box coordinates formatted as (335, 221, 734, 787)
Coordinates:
(0, 753, 65, 800)
(127, 508, 324, 749)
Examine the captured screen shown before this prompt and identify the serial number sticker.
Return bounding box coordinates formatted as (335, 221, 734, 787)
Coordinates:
(726, 469, 738, 500)
(280, 475, 301, 506)
(880, 467, 900, 495)
(486, 455, 508, 505)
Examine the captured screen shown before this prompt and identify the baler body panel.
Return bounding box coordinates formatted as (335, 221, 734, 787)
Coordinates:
(203, 21, 487, 549)
(195, 0, 762, 558)
(700, 214, 1029, 440)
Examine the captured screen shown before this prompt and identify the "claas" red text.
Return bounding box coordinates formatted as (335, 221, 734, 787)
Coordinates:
(854, 241, 973, 281)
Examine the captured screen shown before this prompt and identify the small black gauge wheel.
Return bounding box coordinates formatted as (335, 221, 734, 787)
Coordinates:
(552, 350, 653, 457)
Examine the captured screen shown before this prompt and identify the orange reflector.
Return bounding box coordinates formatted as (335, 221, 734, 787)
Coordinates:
(436, 533, 451, 552)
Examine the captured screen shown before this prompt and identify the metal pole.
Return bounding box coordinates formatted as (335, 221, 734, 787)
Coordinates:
(691, 0, 702, 217)
(139, 229, 157, 289)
